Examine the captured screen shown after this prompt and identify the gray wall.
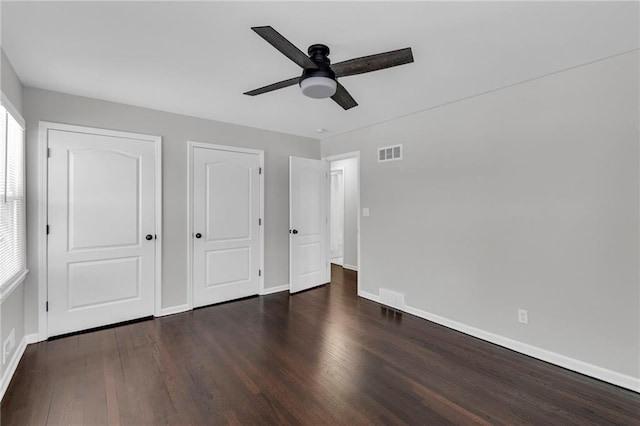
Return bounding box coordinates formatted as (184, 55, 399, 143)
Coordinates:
(1, 49, 23, 113)
(330, 158, 358, 269)
(22, 87, 319, 335)
(0, 288, 24, 381)
(322, 51, 640, 378)
(0, 48, 25, 383)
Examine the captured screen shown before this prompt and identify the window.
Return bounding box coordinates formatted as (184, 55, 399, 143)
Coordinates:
(0, 101, 26, 289)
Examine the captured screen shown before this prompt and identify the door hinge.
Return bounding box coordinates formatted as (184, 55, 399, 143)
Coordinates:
(259, 218, 262, 226)
(46, 301, 49, 312)
(258, 269, 262, 277)
(259, 167, 262, 175)
(46, 225, 50, 235)
(47, 148, 51, 158)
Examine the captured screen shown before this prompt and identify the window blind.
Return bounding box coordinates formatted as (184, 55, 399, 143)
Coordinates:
(0, 105, 26, 289)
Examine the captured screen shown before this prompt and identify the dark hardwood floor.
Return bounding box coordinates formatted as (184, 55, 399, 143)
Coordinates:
(2, 265, 640, 425)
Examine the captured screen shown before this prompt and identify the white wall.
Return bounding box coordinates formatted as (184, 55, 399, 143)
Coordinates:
(331, 158, 358, 270)
(22, 87, 320, 336)
(322, 51, 640, 383)
(0, 48, 26, 395)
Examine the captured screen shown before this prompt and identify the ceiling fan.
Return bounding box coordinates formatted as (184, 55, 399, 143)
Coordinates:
(244, 26, 414, 110)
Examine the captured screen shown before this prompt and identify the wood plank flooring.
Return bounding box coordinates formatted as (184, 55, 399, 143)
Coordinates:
(2, 265, 640, 425)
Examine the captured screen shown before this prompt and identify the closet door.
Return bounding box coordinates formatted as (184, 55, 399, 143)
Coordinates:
(47, 126, 158, 337)
(192, 146, 261, 307)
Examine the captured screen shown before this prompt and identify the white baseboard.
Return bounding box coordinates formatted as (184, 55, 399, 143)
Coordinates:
(260, 284, 290, 295)
(157, 304, 190, 317)
(359, 290, 640, 393)
(358, 290, 380, 303)
(24, 333, 40, 344)
(0, 335, 28, 401)
(343, 264, 358, 272)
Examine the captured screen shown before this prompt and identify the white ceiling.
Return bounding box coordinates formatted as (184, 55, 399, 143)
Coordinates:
(2, 1, 638, 140)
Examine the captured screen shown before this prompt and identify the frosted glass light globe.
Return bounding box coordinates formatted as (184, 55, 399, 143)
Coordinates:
(300, 77, 337, 99)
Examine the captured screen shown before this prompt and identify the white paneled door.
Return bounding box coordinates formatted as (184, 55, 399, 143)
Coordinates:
(192, 145, 262, 307)
(47, 126, 159, 337)
(289, 157, 330, 293)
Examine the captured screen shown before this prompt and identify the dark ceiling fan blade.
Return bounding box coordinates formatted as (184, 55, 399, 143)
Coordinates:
(332, 47, 414, 78)
(251, 26, 317, 69)
(331, 83, 358, 110)
(244, 77, 300, 96)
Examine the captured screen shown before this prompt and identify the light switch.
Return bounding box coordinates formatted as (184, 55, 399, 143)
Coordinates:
(362, 208, 370, 217)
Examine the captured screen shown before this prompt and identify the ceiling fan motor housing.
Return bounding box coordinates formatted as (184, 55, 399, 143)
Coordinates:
(299, 44, 337, 99)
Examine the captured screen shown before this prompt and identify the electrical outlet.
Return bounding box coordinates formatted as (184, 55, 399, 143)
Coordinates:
(518, 309, 529, 324)
(3, 328, 15, 365)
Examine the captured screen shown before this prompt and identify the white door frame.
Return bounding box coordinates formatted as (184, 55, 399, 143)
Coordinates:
(37, 121, 163, 341)
(186, 141, 265, 309)
(322, 151, 362, 297)
(329, 167, 345, 265)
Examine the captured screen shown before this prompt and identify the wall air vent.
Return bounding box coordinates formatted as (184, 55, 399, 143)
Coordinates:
(378, 144, 402, 162)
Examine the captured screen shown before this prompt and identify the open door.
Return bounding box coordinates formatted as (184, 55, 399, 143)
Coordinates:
(289, 156, 330, 293)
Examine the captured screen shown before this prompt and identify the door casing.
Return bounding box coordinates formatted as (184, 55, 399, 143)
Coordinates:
(330, 167, 345, 265)
(187, 141, 265, 309)
(37, 121, 162, 341)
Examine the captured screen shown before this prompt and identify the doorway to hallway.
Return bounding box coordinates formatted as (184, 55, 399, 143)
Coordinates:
(324, 152, 360, 294)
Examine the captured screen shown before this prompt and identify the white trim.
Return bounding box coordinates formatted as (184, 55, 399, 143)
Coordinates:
(37, 123, 48, 341)
(359, 290, 640, 393)
(343, 264, 358, 272)
(402, 304, 640, 393)
(0, 335, 27, 401)
(157, 304, 190, 317)
(0, 93, 25, 129)
(325, 161, 331, 285)
(187, 143, 193, 310)
(358, 290, 380, 304)
(187, 141, 265, 309)
(288, 157, 292, 290)
(37, 122, 163, 340)
(259, 149, 265, 297)
(154, 131, 163, 316)
(24, 333, 39, 344)
(0, 270, 27, 303)
(260, 284, 290, 295)
(329, 167, 345, 268)
(322, 152, 361, 295)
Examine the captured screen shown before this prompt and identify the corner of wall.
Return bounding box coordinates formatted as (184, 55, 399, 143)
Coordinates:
(1, 48, 24, 115)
